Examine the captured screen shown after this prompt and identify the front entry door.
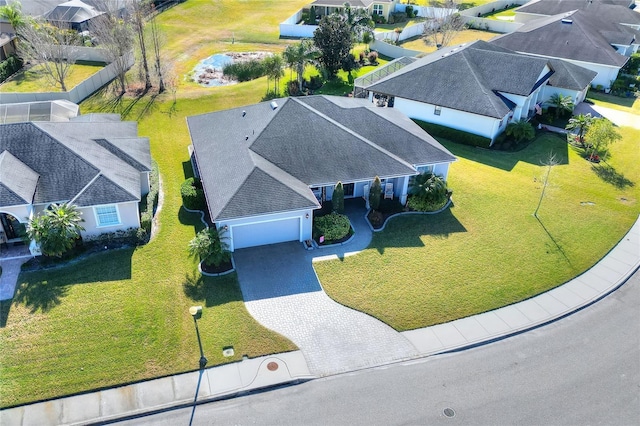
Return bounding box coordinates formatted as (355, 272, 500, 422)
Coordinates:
(343, 183, 355, 197)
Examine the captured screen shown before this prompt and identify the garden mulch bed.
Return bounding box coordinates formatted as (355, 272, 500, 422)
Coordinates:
(201, 260, 233, 274)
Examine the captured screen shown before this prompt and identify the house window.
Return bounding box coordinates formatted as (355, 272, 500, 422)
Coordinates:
(95, 205, 120, 227)
(434, 106, 442, 116)
(373, 4, 383, 15)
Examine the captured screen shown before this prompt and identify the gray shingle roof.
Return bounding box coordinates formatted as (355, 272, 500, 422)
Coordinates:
(365, 41, 552, 119)
(0, 150, 39, 205)
(187, 95, 455, 222)
(516, 0, 636, 18)
(0, 120, 149, 209)
(491, 9, 634, 67)
(547, 58, 598, 90)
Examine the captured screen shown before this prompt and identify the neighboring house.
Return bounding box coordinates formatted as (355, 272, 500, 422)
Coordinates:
(44, 0, 105, 31)
(493, 4, 640, 88)
(308, 0, 398, 21)
(0, 114, 151, 255)
(514, 0, 635, 23)
(357, 40, 597, 144)
(0, 20, 16, 61)
(187, 95, 455, 252)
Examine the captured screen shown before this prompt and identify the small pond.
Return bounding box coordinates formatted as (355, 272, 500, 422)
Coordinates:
(192, 53, 235, 87)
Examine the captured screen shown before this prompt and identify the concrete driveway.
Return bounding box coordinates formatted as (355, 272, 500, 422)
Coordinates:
(574, 102, 640, 129)
(233, 210, 418, 376)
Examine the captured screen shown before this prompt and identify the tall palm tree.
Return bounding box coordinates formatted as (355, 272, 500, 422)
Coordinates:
(263, 54, 284, 95)
(565, 113, 594, 146)
(27, 203, 84, 257)
(548, 93, 574, 119)
(0, 1, 25, 33)
(283, 39, 318, 92)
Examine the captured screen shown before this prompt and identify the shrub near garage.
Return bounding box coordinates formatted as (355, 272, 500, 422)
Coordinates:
(180, 177, 205, 210)
(313, 212, 351, 243)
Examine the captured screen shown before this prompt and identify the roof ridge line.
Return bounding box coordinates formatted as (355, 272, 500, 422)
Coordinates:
(291, 97, 416, 171)
(249, 151, 320, 204)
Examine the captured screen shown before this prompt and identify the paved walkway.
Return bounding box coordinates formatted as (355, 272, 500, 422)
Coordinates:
(234, 203, 417, 376)
(574, 102, 640, 130)
(0, 257, 31, 301)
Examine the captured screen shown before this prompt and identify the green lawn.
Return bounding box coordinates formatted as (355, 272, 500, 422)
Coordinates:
(316, 129, 640, 331)
(0, 62, 105, 93)
(587, 91, 640, 113)
(400, 29, 500, 53)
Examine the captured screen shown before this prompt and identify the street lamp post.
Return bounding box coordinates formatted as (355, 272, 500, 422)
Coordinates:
(189, 306, 208, 369)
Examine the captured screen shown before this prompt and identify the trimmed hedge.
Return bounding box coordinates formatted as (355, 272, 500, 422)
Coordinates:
(313, 212, 351, 242)
(181, 177, 206, 211)
(0, 55, 23, 83)
(413, 120, 492, 148)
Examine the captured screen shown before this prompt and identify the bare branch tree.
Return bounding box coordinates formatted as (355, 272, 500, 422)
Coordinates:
(148, 5, 165, 93)
(423, 0, 465, 49)
(129, 0, 151, 92)
(534, 152, 560, 218)
(18, 18, 81, 91)
(89, 13, 134, 95)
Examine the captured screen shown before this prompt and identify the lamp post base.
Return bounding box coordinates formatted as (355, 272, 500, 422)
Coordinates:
(199, 356, 208, 369)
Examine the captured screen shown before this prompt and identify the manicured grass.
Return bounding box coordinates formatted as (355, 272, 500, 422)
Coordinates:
(316, 129, 640, 331)
(483, 6, 518, 20)
(400, 29, 500, 52)
(587, 91, 640, 113)
(0, 62, 105, 93)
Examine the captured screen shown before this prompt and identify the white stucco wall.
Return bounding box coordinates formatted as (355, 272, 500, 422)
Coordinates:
(0, 206, 30, 223)
(542, 85, 583, 105)
(216, 208, 314, 252)
(79, 201, 141, 237)
(393, 97, 505, 140)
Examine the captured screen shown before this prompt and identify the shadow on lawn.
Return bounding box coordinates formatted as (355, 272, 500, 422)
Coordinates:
(372, 208, 467, 254)
(442, 133, 569, 172)
(591, 163, 634, 189)
(182, 271, 241, 307)
(0, 299, 13, 327)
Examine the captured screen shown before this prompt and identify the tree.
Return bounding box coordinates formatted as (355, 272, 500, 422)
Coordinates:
(283, 39, 317, 92)
(313, 13, 352, 77)
(148, 5, 166, 93)
(584, 117, 621, 161)
(505, 120, 535, 144)
(423, 1, 465, 49)
(187, 228, 231, 267)
(565, 113, 594, 146)
(18, 19, 81, 91)
(369, 176, 382, 211)
(89, 13, 134, 95)
(547, 93, 574, 118)
(263, 54, 285, 96)
(27, 203, 84, 257)
(332, 181, 345, 213)
(533, 152, 559, 218)
(409, 173, 447, 204)
(0, 1, 25, 32)
(342, 2, 374, 44)
(130, 0, 152, 92)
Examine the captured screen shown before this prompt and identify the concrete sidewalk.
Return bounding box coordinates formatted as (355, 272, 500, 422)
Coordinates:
(2, 217, 638, 425)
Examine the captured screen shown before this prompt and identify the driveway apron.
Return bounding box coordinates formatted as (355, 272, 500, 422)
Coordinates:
(234, 209, 418, 376)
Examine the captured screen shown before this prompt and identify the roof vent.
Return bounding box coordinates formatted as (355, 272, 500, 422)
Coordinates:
(270, 101, 278, 110)
(245, 135, 249, 141)
(561, 18, 572, 24)
(242, 110, 246, 117)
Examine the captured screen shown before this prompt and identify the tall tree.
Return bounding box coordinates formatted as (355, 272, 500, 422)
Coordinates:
(423, 1, 465, 48)
(89, 13, 134, 95)
(342, 2, 374, 44)
(369, 176, 382, 211)
(148, 5, 165, 93)
(584, 117, 621, 161)
(314, 13, 352, 77)
(565, 113, 594, 146)
(263, 54, 284, 95)
(548, 93, 574, 118)
(18, 19, 81, 91)
(130, 0, 152, 92)
(27, 203, 85, 257)
(283, 39, 317, 92)
(533, 152, 559, 218)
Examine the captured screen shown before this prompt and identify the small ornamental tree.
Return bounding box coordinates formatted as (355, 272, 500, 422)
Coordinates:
(369, 176, 382, 211)
(27, 203, 84, 257)
(548, 93, 574, 118)
(332, 181, 344, 213)
(565, 113, 594, 146)
(505, 120, 535, 145)
(584, 117, 621, 161)
(187, 228, 231, 267)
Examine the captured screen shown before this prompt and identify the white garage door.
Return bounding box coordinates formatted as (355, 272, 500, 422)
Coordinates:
(231, 217, 301, 250)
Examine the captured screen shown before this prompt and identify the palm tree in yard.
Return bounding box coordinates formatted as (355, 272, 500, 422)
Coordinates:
(263, 54, 285, 96)
(27, 203, 84, 257)
(188, 228, 231, 267)
(548, 93, 574, 119)
(565, 113, 594, 146)
(505, 120, 535, 144)
(283, 39, 318, 92)
(409, 173, 447, 204)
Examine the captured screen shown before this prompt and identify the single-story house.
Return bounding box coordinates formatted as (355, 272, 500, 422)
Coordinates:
(44, 0, 105, 31)
(513, 0, 635, 23)
(308, 0, 398, 21)
(187, 95, 456, 252)
(0, 115, 151, 255)
(493, 4, 640, 88)
(357, 40, 597, 144)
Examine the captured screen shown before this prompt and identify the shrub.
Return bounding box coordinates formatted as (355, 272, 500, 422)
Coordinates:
(222, 59, 266, 82)
(367, 51, 378, 65)
(407, 195, 447, 212)
(409, 173, 447, 205)
(181, 177, 206, 211)
(406, 5, 415, 18)
(307, 75, 323, 90)
(314, 212, 351, 242)
(413, 120, 492, 148)
(188, 228, 231, 267)
(369, 176, 382, 211)
(0, 54, 23, 82)
(371, 14, 386, 24)
(332, 181, 344, 213)
(359, 51, 365, 63)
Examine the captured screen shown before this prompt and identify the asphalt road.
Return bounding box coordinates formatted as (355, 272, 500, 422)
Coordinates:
(121, 270, 640, 426)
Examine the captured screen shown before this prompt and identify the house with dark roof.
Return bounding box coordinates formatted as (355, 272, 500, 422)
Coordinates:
(356, 40, 597, 144)
(514, 0, 635, 23)
(493, 3, 640, 88)
(187, 95, 455, 251)
(309, 0, 398, 21)
(0, 115, 151, 254)
(43, 0, 104, 31)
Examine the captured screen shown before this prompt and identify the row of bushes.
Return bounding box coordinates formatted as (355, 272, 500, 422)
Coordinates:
(414, 120, 492, 148)
(0, 55, 23, 83)
(181, 177, 206, 211)
(139, 160, 160, 236)
(222, 59, 266, 82)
